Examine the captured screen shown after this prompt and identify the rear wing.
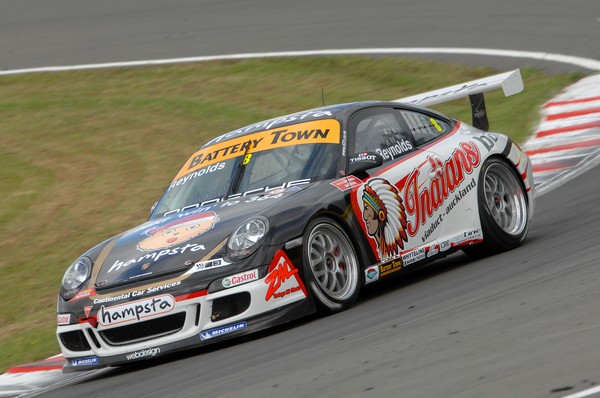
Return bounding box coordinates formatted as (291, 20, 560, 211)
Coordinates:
(393, 69, 524, 131)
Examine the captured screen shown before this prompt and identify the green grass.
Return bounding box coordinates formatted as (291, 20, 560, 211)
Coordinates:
(0, 56, 583, 372)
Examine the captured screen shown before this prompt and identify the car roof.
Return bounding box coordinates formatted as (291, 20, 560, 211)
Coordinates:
(202, 100, 445, 148)
(202, 101, 377, 147)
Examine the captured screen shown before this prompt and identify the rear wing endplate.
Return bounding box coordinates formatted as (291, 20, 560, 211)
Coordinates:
(393, 69, 524, 131)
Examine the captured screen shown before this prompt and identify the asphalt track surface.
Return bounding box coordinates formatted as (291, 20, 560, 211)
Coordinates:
(1, 0, 599, 73)
(2, 1, 600, 397)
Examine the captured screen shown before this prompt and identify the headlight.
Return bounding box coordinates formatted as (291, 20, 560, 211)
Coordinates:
(227, 217, 269, 260)
(62, 256, 92, 291)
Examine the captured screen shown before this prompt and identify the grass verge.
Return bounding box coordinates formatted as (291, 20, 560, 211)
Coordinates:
(0, 56, 583, 372)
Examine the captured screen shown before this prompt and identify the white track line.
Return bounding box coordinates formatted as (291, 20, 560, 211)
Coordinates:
(1, 47, 600, 75)
(562, 385, 600, 398)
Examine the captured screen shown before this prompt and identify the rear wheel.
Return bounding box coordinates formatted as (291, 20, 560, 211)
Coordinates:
(464, 158, 529, 257)
(303, 218, 361, 312)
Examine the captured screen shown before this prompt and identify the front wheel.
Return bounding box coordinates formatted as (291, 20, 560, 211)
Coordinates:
(465, 158, 529, 257)
(303, 218, 362, 313)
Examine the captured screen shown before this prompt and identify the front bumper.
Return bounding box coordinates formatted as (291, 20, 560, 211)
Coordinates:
(57, 258, 312, 372)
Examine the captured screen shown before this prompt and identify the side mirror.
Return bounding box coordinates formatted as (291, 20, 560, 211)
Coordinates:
(347, 152, 383, 175)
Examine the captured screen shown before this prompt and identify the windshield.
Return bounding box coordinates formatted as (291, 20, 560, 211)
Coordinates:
(151, 119, 341, 218)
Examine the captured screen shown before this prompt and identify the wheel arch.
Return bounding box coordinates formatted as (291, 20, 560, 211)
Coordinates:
(488, 153, 530, 207)
(301, 207, 373, 273)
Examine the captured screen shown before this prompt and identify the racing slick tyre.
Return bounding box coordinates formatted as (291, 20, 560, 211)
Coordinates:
(464, 157, 529, 257)
(303, 218, 362, 313)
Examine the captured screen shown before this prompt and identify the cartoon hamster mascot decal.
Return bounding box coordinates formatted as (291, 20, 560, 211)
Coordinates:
(138, 211, 219, 251)
(360, 178, 408, 260)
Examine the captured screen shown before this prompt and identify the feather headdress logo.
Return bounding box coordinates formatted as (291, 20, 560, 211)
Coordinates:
(361, 178, 408, 260)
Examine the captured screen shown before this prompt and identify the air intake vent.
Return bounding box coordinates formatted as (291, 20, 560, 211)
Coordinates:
(99, 312, 186, 346)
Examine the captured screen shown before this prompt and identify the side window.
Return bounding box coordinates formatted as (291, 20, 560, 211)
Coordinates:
(351, 108, 415, 163)
(399, 111, 451, 146)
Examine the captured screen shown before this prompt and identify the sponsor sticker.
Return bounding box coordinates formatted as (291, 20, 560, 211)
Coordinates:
(72, 288, 94, 301)
(57, 314, 71, 325)
(206, 110, 334, 146)
(364, 266, 379, 285)
(137, 212, 219, 252)
(330, 175, 363, 192)
(403, 142, 480, 237)
(176, 119, 340, 179)
(71, 356, 98, 367)
(126, 348, 161, 361)
(440, 240, 451, 252)
(98, 294, 175, 326)
(222, 269, 259, 288)
(375, 138, 413, 160)
(379, 258, 403, 277)
(456, 229, 483, 245)
(167, 162, 226, 191)
(349, 152, 380, 164)
(200, 321, 247, 341)
(265, 251, 308, 301)
(427, 244, 439, 258)
(184, 258, 231, 275)
(359, 178, 408, 261)
(402, 248, 426, 266)
(92, 281, 183, 306)
(108, 243, 206, 274)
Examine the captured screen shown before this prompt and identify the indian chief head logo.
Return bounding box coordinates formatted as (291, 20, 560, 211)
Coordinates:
(361, 178, 408, 260)
(137, 211, 219, 252)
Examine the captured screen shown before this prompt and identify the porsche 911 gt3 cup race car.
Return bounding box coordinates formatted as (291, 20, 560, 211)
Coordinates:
(57, 69, 534, 372)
